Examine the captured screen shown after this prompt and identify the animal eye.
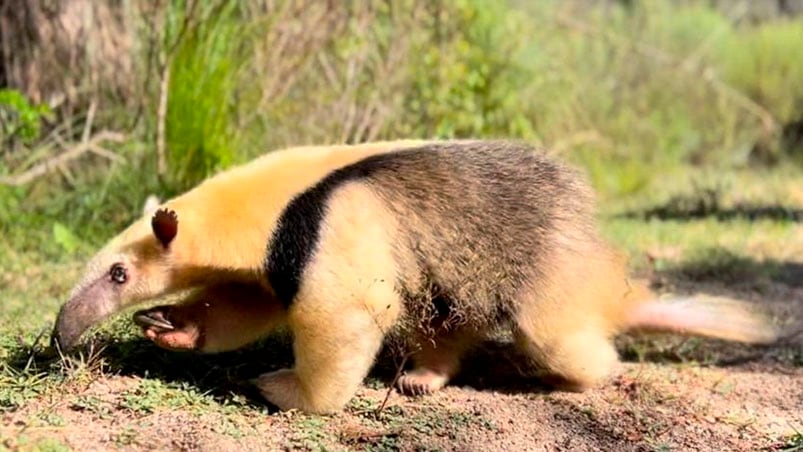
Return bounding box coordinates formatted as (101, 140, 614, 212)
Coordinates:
(110, 264, 128, 284)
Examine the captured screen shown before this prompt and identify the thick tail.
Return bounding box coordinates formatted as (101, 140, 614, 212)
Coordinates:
(624, 294, 780, 344)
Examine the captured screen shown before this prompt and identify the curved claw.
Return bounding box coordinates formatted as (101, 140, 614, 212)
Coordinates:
(133, 308, 175, 331)
(132, 305, 203, 351)
(396, 370, 448, 396)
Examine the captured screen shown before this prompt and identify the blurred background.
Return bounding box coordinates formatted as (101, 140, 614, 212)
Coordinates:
(0, 0, 801, 255)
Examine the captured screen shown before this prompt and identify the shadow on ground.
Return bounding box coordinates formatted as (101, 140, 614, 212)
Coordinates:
(648, 247, 803, 290)
(616, 193, 803, 222)
(626, 246, 803, 370)
(9, 319, 795, 413)
(7, 242, 800, 410)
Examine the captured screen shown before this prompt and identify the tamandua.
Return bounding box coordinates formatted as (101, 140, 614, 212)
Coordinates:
(52, 140, 778, 414)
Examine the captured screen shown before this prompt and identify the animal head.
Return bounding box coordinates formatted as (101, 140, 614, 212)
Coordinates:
(51, 206, 182, 352)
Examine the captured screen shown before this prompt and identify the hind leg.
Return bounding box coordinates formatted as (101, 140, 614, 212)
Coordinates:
(514, 322, 619, 391)
(397, 330, 474, 396)
(512, 242, 632, 390)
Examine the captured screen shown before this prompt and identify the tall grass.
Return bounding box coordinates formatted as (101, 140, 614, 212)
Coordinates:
(162, 1, 246, 191)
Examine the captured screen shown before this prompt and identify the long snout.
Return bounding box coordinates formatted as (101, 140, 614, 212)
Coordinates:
(51, 278, 116, 352)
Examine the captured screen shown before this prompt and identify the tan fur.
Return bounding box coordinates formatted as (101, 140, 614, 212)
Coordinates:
(56, 139, 780, 416)
(164, 141, 426, 275)
(256, 182, 403, 412)
(248, 146, 647, 411)
(247, 142, 777, 412)
(109, 140, 435, 291)
(163, 140, 434, 277)
(512, 237, 645, 390)
(53, 140, 436, 351)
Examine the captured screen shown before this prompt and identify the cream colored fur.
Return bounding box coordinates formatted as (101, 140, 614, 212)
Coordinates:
(256, 183, 403, 412)
(78, 140, 434, 311)
(59, 139, 779, 416)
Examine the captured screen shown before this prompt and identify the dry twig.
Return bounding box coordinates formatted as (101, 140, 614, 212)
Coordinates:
(0, 131, 125, 186)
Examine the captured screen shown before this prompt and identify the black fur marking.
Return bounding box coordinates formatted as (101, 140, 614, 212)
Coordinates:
(264, 154, 395, 307)
(264, 140, 586, 315)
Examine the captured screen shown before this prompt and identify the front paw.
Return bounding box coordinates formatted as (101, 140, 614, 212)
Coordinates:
(133, 305, 203, 351)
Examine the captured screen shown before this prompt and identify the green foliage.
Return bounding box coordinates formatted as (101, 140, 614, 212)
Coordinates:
(717, 18, 803, 125)
(399, 0, 536, 139)
(780, 432, 803, 452)
(52, 222, 81, 254)
(0, 144, 164, 256)
(484, 0, 803, 196)
(0, 88, 52, 152)
(0, 368, 52, 412)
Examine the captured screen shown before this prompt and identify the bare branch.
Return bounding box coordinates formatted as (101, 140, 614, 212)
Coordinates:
(156, 64, 170, 175)
(0, 131, 125, 187)
(81, 99, 97, 144)
(88, 144, 126, 164)
(376, 352, 409, 416)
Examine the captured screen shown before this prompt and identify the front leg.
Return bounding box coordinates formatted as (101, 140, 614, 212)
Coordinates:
(254, 278, 401, 413)
(133, 282, 286, 353)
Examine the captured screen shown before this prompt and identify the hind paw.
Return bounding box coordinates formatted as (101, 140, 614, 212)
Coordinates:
(397, 369, 449, 396)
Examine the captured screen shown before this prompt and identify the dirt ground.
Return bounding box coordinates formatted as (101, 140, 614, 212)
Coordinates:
(2, 279, 801, 452)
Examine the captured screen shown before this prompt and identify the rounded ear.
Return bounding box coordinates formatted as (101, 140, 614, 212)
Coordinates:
(151, 208, 178, 249)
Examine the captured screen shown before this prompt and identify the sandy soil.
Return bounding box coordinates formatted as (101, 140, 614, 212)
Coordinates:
(2, 281, 801, 452)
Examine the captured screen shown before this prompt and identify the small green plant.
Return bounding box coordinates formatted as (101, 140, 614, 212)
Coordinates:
(0, 88, 53, 151)
(111, 426, 139, 447)
(35, 411, 66, 427)
(52, 222, 82, 255)
(290, 415, 331, 451)
(0, 365, 55, 412)
(399, 0, 536, 140)
(71, 394, 114, 419)
(26, 437, 72, 452)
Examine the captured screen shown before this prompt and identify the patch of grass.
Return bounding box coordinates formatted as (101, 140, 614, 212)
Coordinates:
(617, 334, 722, 366)
(404, 407, 495, 440)
(666, 247, 782, 284)
(604, 216, 801, 274)
(12, 436, 72, 452)
(70, 395, 113, 419)
(773, 346, 803, 368)
(111, 426, 138, 448)
(0, 359, 62, 412)
(290, 414, 332, 451)
(162, 1, 249, 191)
(211, 416, 247, 439)
(348, 396, 380, 415)
(118, 379, 215, 414)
